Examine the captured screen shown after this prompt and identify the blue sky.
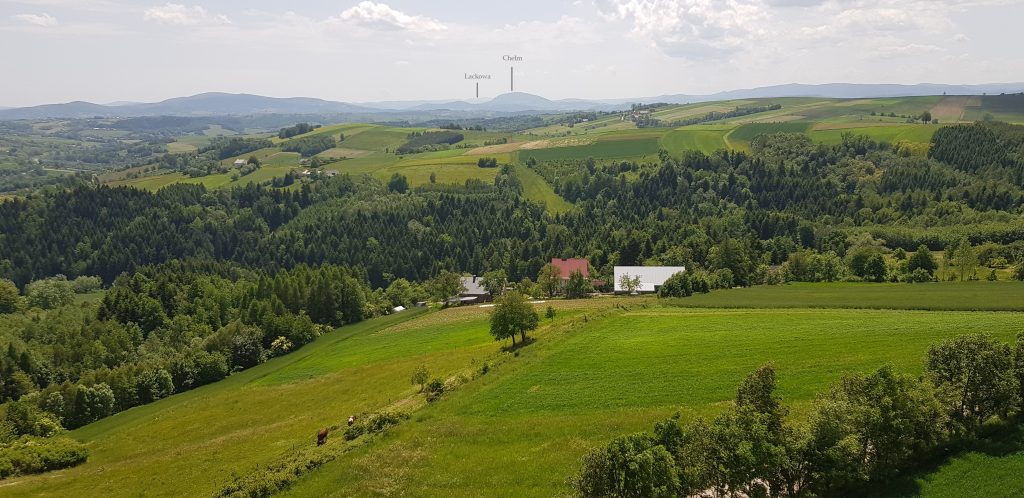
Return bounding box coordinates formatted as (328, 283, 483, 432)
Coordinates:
(1, 0, 1022, 106)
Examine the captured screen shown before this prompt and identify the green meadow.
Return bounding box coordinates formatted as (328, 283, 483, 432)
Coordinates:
(6, 283, 1024, 497)
(673, 281, 1024, 311)
(660, 126, 730, 154)
(518, 135, 661, 162)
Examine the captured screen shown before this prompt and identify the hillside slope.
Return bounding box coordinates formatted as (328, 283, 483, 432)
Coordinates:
(7, 285, 1024, 497)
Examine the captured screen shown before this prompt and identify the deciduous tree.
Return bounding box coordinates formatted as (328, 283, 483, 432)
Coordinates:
(489, 291, 539, 346)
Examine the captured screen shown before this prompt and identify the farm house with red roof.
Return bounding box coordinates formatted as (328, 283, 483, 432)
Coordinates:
(550, 258, 589, 280)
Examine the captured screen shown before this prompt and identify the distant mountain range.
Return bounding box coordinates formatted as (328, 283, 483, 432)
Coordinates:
(3, 83, 1023, 120)
(636, 83, 1024, 105)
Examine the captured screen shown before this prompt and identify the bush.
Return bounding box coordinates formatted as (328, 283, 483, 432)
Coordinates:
(1014, 265, 1024, 281)
(343, 411, 410, 441)
(477, 157, 498, 168)
(545, 306, 556, 319)
(0, 279, 23, 314)
(906, 268, 933, 283)
(278, 123, 320, 139)
(2, 401, 63, 438)
(0, 436, 89, 478)
(396, 131, 464, 154)
(169, 349, 229, 390)
(425, 378, 445, 402)
(216, 444, 334, 498)
(657, 272, 692, 298)
(572, 433, 679, 498)
(70, 275, 103, 294)
(25, 276, 74, 310)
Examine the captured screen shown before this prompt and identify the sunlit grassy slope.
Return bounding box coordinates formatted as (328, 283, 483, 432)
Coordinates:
(8, 284, 1024, 497)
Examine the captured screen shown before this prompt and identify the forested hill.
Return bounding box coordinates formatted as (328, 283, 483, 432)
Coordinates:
(1, 122, 1024, 290)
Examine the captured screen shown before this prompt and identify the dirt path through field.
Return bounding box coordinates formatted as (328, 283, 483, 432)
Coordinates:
(930, 96, 978, 123)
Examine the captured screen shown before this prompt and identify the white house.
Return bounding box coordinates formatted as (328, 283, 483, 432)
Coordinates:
(614, 266, 686, 293)
(233, 159, 247, 168)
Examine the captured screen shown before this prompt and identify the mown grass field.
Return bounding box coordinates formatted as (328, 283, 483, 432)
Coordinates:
(0, 302, 597, 498)
(673, 281, 1024, 311)
(807, 123, 941, 145)
(515, 164, 574, 213)
(519, 136, 661, 162)
(5, 284, 1024, 497)
(660, 126, 730, 154)
(282, 299, 1024, 497)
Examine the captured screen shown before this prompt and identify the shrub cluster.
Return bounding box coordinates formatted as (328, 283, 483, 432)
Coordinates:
(396, 131, 464, 154)
(280, 134, 337, 157)
(343, 411, 410, 441)
(0, 436, 88, 479)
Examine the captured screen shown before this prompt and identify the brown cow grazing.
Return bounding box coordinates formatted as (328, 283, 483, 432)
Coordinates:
(317, 428, 329, 446)
(347, 415, 356, 427)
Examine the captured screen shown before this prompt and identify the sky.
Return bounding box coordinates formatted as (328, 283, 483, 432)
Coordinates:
(1, 0, 1023, 107)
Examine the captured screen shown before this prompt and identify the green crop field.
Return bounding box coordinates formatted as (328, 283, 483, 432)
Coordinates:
(166, 141, 197, 153)
(342, 127, 416, 152)
(8, 284, 1024, 497)
(807, 123, 941, 145)
(661, 126, 730, 154)
(521, 136, 661, 162)
(727, 121, 814, 149)
(515, 164, 574, 213)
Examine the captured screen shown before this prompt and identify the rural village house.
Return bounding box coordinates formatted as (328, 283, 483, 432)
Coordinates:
(456, 275, 491, 305)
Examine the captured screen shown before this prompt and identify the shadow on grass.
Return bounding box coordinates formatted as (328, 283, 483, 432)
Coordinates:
(500, 336, 537, 353)
(865, 420, 1024, 498)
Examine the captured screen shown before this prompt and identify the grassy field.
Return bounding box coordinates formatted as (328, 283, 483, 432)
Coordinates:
(673, 281, 1024, 311)
(0, 302, 597, 498)
(727, 121, 813, 149)
(166, 141, 197, 153)
(519, 136, 661, 162)
(807, 123, 941, 145)
(5, 284, 1024, 497)
(515, 164, 574, 213)
(660, 126, 730, 154)
(282, 303, 1024, 497)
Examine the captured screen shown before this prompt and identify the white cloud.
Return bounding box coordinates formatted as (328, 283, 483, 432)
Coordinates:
(953, 33, 969, 42)
(13, 13, 58, 27)
(333, 2, 446, 33)
(143, 3, 230, 26)
(597, 0, 767, 59)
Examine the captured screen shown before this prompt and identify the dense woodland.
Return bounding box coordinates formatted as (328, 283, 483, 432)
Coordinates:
(3, 121, 1024, 477)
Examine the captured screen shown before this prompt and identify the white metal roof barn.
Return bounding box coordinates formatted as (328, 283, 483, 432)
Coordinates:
(613, 266, 687, 293)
